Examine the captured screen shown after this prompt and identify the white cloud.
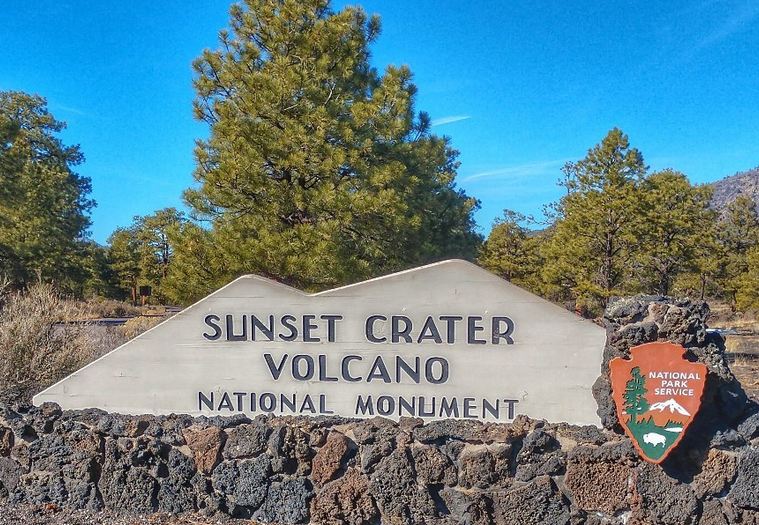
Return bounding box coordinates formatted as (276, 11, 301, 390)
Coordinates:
(430, 115, 471, 127)
(694, 1, 759, 51)
(53, 104, 89, 116)
(461, 159, 568, 183)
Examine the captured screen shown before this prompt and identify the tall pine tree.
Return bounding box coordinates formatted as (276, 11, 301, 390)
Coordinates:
(541, 128, 647, 312)
(0, 91, 94, 289)
(174, 0, 480, 301)
(717, 195, 759, 305)
(635, 170, 714, 296)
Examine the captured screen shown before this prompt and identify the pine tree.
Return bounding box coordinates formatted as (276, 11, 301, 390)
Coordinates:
(673, 220, 722, 300)
(478, 210, 542, 292)
(635, 170, 715, 296)
(178, 0, 480, 298)
(107, 208, 185, 303)
(108, 228, 141, 303)
(0, 91, 94, 289)
(735, 246, 759, 311)
(541, 128, 647, 313)
(133, 208, 184, 302)
(623, 367, 650, 424)
(163, 222, 231, 304)
(717, 195, 759, 305)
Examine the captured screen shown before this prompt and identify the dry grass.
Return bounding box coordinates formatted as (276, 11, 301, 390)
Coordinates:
(118, 315, 163, 340)
(707, 301, 759, 333)
(705, 302, 759, 400)
(724, 334, 759, 402)
(75, 297, 141, 319)
(0, 284, 104, 392)
(0, 284, 160, 402)
(730, 357, 759, 401)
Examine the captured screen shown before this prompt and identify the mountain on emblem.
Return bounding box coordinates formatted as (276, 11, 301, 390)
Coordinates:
(610, 342, 707, 463)
(649, 398, 691, 416)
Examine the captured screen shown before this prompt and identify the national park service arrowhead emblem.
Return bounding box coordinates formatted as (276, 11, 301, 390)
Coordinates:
(610, 342, 706, 463)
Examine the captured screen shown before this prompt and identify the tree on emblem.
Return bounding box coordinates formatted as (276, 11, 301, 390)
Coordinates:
(623, 367, 649, 424)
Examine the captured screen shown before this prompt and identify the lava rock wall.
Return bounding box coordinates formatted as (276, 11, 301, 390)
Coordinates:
(0, 296, 757, 524)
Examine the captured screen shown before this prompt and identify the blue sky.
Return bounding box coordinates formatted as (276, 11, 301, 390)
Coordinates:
(2, 1, 758, 243)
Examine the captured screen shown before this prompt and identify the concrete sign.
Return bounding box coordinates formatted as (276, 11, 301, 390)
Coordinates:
(34, 260, 606, 425)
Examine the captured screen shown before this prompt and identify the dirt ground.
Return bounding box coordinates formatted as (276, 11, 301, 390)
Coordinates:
(0, 505, 254, 525)
(724, 334, 759, 401)
(708, 303, 759, 401)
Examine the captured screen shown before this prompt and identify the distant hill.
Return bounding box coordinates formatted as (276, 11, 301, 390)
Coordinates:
(710, 166, 759, 219)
